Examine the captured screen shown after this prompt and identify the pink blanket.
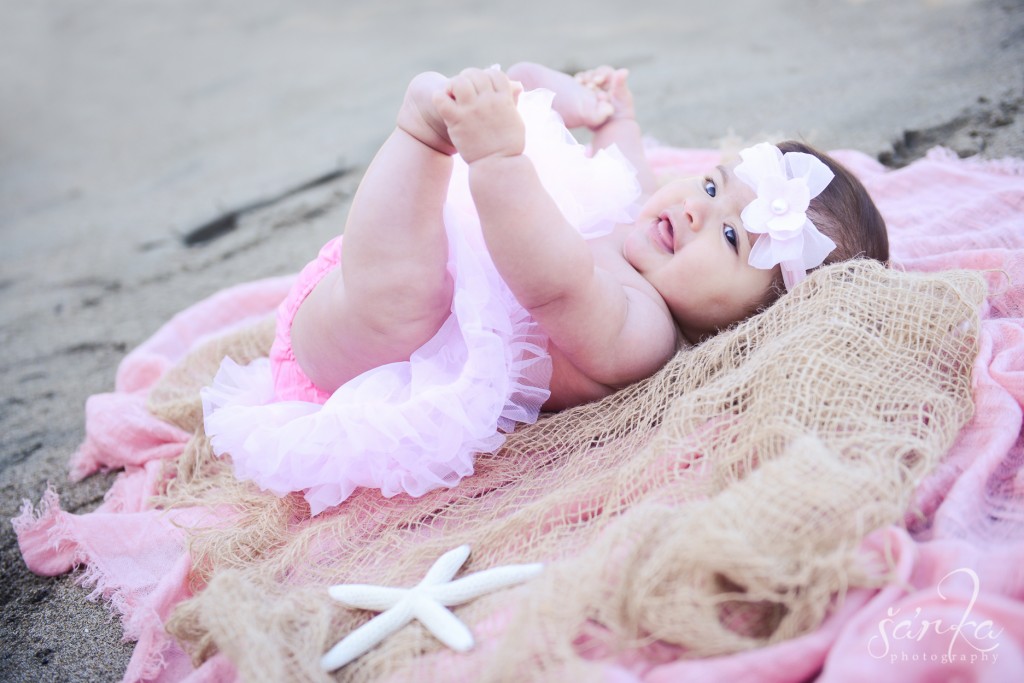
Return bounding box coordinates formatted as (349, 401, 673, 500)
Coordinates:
(13, 147, 1024, 682)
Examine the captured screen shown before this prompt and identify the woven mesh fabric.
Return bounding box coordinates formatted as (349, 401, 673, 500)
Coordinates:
(146, 260, 983, 682)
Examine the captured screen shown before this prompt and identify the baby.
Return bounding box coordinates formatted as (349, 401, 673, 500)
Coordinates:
(202, 63, 889, 513)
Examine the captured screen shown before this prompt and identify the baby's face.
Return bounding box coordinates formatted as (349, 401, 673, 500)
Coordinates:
(623, 162, 777, 343)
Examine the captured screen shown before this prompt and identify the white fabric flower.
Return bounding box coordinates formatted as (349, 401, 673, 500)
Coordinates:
(734, 143, 837, 289)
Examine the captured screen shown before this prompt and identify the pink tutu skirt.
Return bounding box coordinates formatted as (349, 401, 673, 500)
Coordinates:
(201, 89, 641, 514)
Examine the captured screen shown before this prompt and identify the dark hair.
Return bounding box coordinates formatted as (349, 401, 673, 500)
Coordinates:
(761, 140, 889, 302)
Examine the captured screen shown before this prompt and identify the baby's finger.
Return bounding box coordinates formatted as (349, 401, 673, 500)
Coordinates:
(448, 73, 478, 101)
(486, 68, 512, 95)
(473, 70, 496, 93)
(433, 88, 458, 122)
(465, 67, 499, 94)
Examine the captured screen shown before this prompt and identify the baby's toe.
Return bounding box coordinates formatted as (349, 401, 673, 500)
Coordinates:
(585, 100, 614, 128)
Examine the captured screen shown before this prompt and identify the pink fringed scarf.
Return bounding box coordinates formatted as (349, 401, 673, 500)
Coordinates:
(13, 146, 1024, 682)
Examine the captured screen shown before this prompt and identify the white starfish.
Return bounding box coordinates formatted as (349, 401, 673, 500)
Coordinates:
(320, 545, 544, 671)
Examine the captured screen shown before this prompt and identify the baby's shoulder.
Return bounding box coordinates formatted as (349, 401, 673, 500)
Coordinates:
(586, 252, 680, 383)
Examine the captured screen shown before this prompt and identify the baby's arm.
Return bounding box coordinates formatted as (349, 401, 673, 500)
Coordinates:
(435, 69, 676, 386)
(576, 66, 657, 195)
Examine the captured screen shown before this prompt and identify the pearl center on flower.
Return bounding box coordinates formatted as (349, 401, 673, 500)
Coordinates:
(770, 198, 789, 215)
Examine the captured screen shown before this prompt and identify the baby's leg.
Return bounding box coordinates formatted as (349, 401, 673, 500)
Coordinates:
(290, 72, 456, 392)
(506, 62, 613, 129)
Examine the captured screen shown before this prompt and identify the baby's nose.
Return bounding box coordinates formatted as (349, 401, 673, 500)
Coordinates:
(682, 198, 707, 231)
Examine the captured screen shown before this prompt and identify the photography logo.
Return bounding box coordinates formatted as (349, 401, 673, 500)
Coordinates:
(867, 567, 1003, 665)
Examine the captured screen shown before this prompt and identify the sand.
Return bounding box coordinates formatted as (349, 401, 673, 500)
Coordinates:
(2, 0, 1022, 680)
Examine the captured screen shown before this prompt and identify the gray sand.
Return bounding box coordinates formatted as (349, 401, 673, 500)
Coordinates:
(2, 1, 1022, 681)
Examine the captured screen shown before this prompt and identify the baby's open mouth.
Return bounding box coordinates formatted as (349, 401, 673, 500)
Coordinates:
(656, 212, 675, 253)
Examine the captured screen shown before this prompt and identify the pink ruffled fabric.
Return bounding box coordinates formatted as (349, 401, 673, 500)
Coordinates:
(201, 88, 641, 515)
(14, 276, 295, 683)
(267, 235, 339, 403)
(11, 147, 1024, 682)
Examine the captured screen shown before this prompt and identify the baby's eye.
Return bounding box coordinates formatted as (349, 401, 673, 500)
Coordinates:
(723, 225, 738, 252)
(703, 178, 717, 198)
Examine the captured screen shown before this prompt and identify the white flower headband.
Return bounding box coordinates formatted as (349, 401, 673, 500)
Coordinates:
(734, 142, 837, 290)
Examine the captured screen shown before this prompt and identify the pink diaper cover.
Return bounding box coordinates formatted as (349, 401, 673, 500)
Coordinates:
(267, 236, 342, 404)
(200, 88, 641, 514)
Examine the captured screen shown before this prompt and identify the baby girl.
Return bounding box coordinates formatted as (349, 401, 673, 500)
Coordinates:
(202, 63, 889, 514)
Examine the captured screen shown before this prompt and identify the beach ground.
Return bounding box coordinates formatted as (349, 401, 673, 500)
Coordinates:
(2, 1, 1022, 680)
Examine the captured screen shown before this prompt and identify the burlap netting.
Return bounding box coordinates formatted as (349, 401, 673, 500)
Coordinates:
(145, 260, 985, 683)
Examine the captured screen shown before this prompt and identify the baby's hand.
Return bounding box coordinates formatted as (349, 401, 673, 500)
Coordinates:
(575, 66, 636, 123)
(433, 68, 525, 165)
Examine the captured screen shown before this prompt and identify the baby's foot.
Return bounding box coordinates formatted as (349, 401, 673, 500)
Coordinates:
(433, 68, 525, 165)
(396, 71, 456, 155)
(507, 62, 613, 130)
(575, 66, 635, 122)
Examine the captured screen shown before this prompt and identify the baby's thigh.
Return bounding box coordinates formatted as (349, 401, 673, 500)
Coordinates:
(290, 265, 453, 392)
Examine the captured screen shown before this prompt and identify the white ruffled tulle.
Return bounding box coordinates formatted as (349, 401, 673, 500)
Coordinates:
(201, 88, 641, 514)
